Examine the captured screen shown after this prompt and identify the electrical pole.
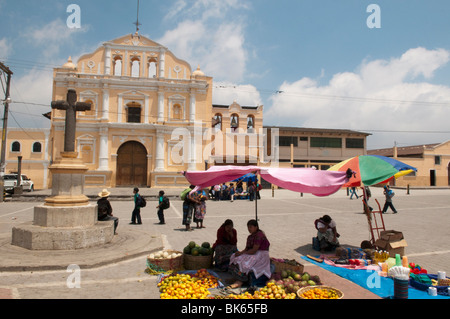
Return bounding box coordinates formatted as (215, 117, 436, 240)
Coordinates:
(0, 62, 13, 203)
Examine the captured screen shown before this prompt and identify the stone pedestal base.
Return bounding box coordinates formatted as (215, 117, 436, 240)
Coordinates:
(10, 151, 115, 251)
(34, 204, 97, 228)
(11, 204, 115, 250)
(11, 221, 114, 250)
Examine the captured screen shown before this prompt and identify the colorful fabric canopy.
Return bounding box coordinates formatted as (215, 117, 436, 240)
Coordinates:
(328, 155, 417, 187)
(181, 165, 351, 197)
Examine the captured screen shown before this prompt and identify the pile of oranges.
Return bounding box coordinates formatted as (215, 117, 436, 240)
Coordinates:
(254, 282, 297, 299)
(299, 287, 340, 299)
(158, 269, 219, 299)
(213, 281, 297, 299)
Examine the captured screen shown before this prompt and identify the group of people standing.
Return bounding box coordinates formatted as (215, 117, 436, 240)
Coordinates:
(210, 180, 261, 202)
(182, 185, 208, 231)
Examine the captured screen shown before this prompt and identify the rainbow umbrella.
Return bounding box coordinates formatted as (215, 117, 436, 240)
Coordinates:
(328, 155, 417, 187)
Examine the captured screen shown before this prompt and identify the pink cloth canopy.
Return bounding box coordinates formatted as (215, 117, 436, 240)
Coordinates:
(181, 165, 350, 197)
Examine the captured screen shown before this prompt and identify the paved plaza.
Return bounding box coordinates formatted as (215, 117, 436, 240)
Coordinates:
(0, 186, 449, 299)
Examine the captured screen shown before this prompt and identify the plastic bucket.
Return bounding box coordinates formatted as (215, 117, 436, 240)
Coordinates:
(393, 277, 409, 299)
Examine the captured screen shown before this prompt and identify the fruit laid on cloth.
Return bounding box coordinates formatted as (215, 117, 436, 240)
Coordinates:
(254, 281, 297, 299)
(211, 281, 297, 299)
(298, 287, 342, 299)
(158, 269, 220, 299)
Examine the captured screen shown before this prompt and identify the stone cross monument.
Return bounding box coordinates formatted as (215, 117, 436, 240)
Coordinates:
(11, 89, 114, 250)
(51, 89, 91, 153)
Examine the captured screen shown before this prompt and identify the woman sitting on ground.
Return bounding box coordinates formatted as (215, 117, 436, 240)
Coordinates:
(228, 219, 271, 288)
(315, 214, 340, 252)
(212, 219, 238, 271)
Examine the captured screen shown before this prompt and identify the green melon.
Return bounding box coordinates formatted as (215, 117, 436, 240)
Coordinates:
(201, 242, 211, 249)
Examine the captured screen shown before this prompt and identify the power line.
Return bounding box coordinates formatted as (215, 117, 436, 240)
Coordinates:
(213, 85, 450, 107)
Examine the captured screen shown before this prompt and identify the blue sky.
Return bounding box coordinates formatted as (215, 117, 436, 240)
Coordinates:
(1, 0, 450, 149)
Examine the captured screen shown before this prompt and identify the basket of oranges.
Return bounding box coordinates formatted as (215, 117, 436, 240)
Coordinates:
(297, 286, 344, 299)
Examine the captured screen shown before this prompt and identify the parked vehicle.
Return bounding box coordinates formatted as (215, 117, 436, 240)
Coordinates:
(3, 174, 34, 193)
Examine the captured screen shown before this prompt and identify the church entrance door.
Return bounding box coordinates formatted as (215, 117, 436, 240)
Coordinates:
(116, 141, 148, 187)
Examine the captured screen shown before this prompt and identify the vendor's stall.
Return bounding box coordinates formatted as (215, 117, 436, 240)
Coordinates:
(302, 252, 450, 299)
(182, 165, 353, 220)
(328, 155, 417, 187)
(182, 165, 352, 196)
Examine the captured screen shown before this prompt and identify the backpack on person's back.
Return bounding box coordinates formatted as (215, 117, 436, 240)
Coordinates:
(137, 194, 147, 208)
(180, 188, 191, 201)
(161, 196, 170, 209)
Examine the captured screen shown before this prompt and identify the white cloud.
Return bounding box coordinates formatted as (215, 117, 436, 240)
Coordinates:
(8, 69, 53, 129)
(265, 47, 450, 149)
(158, 0, 249, 83)
(23, 18, 88, 58)
(0, 38, 12, 59)
(213, 82, 262, 106)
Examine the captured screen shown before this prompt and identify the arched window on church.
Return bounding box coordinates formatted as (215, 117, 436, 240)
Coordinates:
(11, 141, 21, 152)
(247, 115, 255, 132)
(148, 58, 157, 78)
(127, 102, 142, 123)
(230, 114, 239, 132)
(131, 57, 140, 78)
(32, 142, 42, 153)
(113, 56, 122, 76)
(213, 113, 222, 130)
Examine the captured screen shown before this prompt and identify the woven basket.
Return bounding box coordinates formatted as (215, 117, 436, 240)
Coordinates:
(183, 253, 213, 270)
(297, 286, 344, 299)
(272, 259, 304, 274)
(147, 250, 183, 271)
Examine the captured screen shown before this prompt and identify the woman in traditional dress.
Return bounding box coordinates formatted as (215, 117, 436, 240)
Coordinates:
(212, 219, 238, 271)
(193, 189, 208, 228)
(228, 219, 271, 288)
(315, 215, 340, 251)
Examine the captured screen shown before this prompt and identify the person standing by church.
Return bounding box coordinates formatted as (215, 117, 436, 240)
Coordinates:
(130, 187, 143, 225)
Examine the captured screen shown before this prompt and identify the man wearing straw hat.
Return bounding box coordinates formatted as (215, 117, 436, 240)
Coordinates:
(97, 189, 119, 234)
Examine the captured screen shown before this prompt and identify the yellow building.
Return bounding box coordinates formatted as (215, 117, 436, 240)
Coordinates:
(2, 128, 50, 190)
(368, 141, 450, 187)
(48, 33, 264, 188)
(265, 126, 371, 170)
(4, 33, 376, 191)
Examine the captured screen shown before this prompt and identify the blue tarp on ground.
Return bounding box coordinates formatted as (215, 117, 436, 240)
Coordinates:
(301, 256, 450, 299)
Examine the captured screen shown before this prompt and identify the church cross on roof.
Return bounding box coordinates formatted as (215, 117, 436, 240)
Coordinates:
(133, 0, 142, 34)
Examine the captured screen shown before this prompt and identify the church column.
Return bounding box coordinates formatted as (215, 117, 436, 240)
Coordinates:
(144, 96, 149, 124)
(142, 52, 147, 77)
(98, 127, 109, 171)
(117, 95, 123, 123)
(159, 51, 165, 78)
(104, 47, 111, 75)
(43, 130, 50, 189)
(157, 91, 164, 122)
(190, 92, 196, 122)
(188, 129, 197, 171)
(155, 132, 165, 172)
(124, 51, 128, 76)
(102, 87, 109, 120)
